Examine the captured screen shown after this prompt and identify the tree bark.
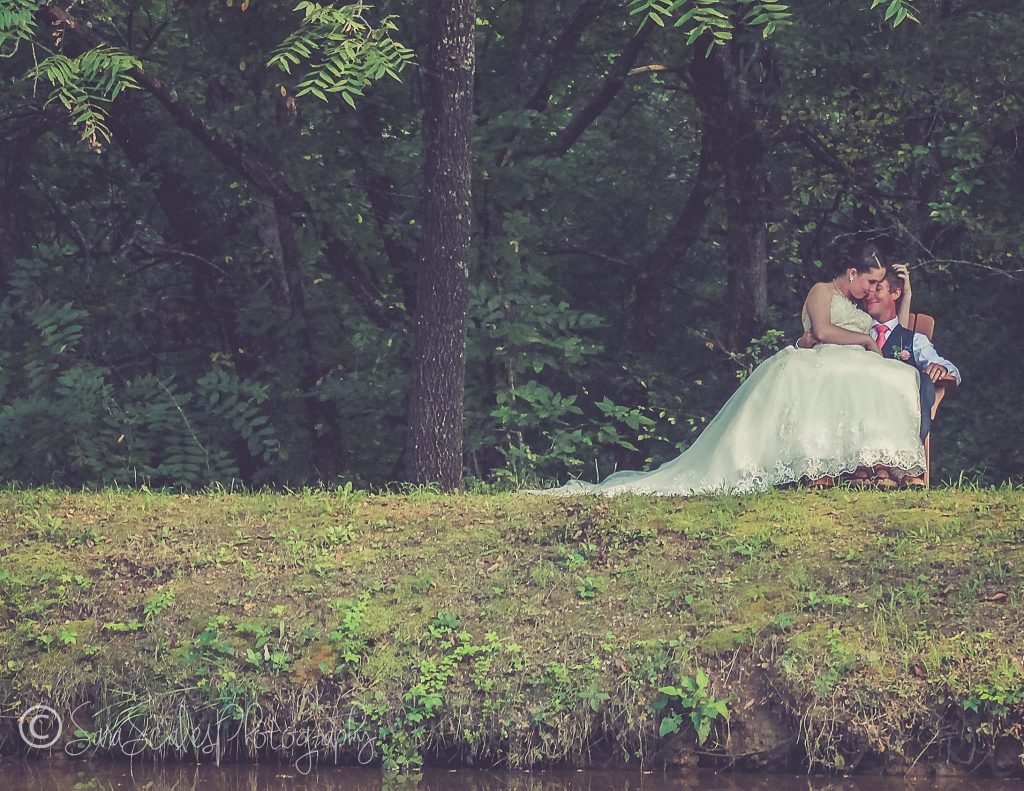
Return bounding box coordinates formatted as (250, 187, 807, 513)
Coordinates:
(405, 0, 476, 491)
(690, 39, 770, 345)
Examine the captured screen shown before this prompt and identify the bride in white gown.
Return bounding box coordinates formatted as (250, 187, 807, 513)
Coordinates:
(524, 244, 926, 497)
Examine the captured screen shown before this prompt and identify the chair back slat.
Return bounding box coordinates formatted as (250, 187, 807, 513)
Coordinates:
(908, 312, 935, 341)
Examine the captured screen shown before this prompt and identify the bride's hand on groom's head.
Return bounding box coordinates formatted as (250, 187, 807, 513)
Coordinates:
(892, 263, 912, 293)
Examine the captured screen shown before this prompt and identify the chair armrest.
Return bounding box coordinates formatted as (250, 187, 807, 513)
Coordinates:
(931, 373, 958, 419)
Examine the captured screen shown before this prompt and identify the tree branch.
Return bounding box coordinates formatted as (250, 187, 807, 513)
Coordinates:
(41, 3, 305, 213)
(526, 26, 652, 158)
(781, 123, 936, 259)
(526, 0, 609, 112)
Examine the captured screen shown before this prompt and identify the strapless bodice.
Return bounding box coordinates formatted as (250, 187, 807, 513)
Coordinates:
(802, 292, 873, 334)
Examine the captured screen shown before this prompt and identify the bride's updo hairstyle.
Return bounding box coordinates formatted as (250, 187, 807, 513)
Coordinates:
(833, 240, 886, 276)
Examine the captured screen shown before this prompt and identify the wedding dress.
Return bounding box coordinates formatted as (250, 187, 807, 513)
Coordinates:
(524, 293, 926, 497)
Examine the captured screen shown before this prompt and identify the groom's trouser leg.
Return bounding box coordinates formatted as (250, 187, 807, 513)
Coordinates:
(919, 373, 935, 441)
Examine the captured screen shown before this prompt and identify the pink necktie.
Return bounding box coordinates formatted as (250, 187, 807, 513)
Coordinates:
(874, 324, 889, 347)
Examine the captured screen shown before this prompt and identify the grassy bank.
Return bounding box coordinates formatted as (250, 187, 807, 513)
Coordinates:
(1, 486, 1023, 777)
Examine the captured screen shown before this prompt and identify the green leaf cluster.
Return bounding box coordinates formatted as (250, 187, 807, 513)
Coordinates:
(0, 255, 282, 489)
(24, 45, 142, 148)
(267, 1, 414, 108)
(655, 669, 730, 744)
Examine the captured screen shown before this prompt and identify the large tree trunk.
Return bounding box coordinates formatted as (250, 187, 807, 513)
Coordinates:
(405, 0, 476, 491)
(690, 39, 771, 346)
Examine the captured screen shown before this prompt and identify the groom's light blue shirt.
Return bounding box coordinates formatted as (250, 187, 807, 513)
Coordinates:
(872, 317, 961, 385)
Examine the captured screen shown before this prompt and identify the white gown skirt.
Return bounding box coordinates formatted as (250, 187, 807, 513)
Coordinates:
(525, 344, 927, 497)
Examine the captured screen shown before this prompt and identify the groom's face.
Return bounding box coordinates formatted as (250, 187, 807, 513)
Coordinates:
(866, 279, 899, 319)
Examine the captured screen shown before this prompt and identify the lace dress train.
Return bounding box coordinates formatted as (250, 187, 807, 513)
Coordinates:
(525, 294, 926, 497)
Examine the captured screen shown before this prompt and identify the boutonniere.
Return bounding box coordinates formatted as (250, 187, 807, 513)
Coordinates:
(888, 340, 911, 361)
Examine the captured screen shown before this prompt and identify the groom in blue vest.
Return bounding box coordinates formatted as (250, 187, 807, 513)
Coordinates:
(863, 270, 961, 442)
(798, 269, 960, 442)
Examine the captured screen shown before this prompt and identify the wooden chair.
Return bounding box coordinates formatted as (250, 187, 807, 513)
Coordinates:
(907, 312, 958, 487)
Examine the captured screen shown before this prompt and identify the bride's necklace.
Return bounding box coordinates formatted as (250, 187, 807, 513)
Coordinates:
(831, 279, 856, 305)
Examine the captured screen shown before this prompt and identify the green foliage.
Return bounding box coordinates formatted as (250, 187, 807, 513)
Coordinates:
(1, 0, 1021, 491)
(629, 0, 912, 54)
(0, 0, 37, 53)
(24, 45, 142, 149)
(198, 368, 282, 468)
(594, 396, 657, 451)
(327, 592, 371, 672)
(528, 658, 609, 724)
(370, 611, 499, 771)
(813, 626, 858, 695)
(2, 0, 410, 149)
(237, 620, 291, 672)
(963, 662, 1024, 719)
(467, 254, 662, 484)
(927, 121, 987, 225)
(467, 205, 645, 482)
(268, 1, 414, 107)
(869, 0, 918, 28)
(176, 615, 237, 676)
(575, 575, 603, 599)
(143, 588, 175, 622)
(629, 0, 792, 52)
(655, 669, 730, 745)
(735, 330, 786, 382)
(485, 381, 660, 486)
(0, 255, 283, 489)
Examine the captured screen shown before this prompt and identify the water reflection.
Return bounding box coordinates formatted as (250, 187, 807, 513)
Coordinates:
(0, 759, 1017, 790)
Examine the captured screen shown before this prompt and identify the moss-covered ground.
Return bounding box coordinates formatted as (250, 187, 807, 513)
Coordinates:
(1, 486, 1023, 777)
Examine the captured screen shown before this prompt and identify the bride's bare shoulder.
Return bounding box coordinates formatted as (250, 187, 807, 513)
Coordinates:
(803, 281, 833, 306)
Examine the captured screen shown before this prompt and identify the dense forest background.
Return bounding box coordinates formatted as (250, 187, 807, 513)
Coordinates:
(1, 0, 1022, 490)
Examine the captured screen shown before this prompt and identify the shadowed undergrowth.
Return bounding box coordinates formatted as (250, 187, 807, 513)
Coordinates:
(1, 486, 1023, 777)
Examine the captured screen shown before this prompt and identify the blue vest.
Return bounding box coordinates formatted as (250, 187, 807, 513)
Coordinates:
(878, 323, 935, 440)
(879, 324, 918, 368)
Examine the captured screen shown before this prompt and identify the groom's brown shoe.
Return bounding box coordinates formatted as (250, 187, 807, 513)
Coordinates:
(842, 467, 872, 488)
(873, 466, 898, 489)
(903, 474, 927, 489)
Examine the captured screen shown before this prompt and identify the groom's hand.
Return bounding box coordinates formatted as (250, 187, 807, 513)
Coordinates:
(924, 363, 949, 383)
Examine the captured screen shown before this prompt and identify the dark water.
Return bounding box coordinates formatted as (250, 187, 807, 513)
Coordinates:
(0, 759, 1018, 791)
